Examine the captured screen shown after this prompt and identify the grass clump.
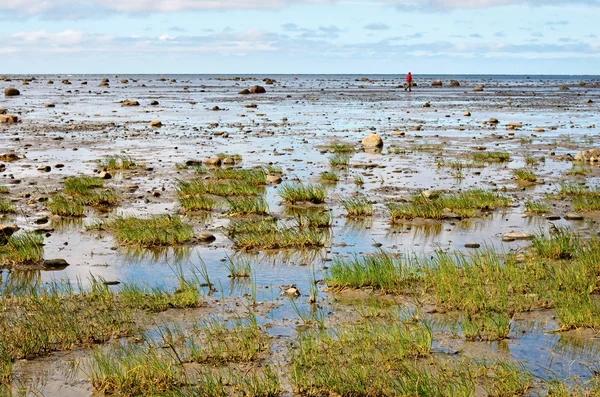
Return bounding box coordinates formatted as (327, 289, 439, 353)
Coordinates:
(0, 198, 15, 214)
(228, 218, 326, 251)
(341, 195, 373, 217)
(224, 196, 269, 216)
(513, 168, 537, 182)
(326, 142, 355, 153)
(328, 153, 351, 167)
(211, 168, 267, 186)
(0, 232, 44, 267)
(388, 199, 444, 221)
(64, 176, 104, 195)
(179, 194, 216, 212)
(524, 200, 551, 214)
(567, 166, 589, 176)
(320, 171, 339, 183)
(47, 194, 85, 217)
(573, 195, 600, 212)
(224, 256, 251, 278)
(98, 155, 140, 170)
(278, 183, 327, 204)
(0, 186, 8, 194)
(107, 215, 195, 247)
(296, 210, 332, 228)
(472, 151, 510, 162)
(175, 179, 262, 198)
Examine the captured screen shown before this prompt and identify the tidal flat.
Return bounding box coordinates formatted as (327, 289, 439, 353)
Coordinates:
(1, 74, 600, 396)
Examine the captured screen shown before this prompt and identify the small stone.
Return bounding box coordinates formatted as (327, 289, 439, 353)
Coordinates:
(203, 158, 222, 167)
(502, 232, 533, 242)
(465, 243, 481, 249)
(464, 111, 471, 117)
(150, 120, 162, 127)
(37, 165, 51, 172)
(43, 259, 70, 269)
(564, 212, 584, 221)
(98, 171, 112, 179)
(198, 232, 216, 242)
(267, 175, 282, 184)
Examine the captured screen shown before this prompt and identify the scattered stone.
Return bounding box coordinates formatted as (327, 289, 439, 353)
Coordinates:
(35, 216, 49, 225)
(211, 106, 221, 111)
(545, 215, 561, 221)
(198, 232, 216, 242)
(250, 85, 266, 94)
(267, 175, 282, 184)
(203, 158, 222, 167)
(122, 100, 140, 106)
(431, 80, 442, 87)
(45, 103, 55, 108)
(43, 259, 70, 269)
(585, 98, 593, 104)
(239, 89, 251, 95)
(36, 165, 51, 172)
(489, 118, 499, 124)
(423, 102, 431, 108)
(574, 149, 600, 162)
(221, 157, 235, 165)
(0, 224, 19, 244)
(281, 285, 300, 298)
(564, 212, 584, 221)
(150, 120, 162, 127)
(4, 88, 20, 97)
(465, 242, 481, 249)
(0, 153, 20, 162)
(361, 133, 384, 148)
(535, 128, 545, 133)
(55, 164, 65, 168)
(185, 159, 203, 167)
(0, 115, 19, 123)
(0, 108, 6, 114)
(473, 85, 484, 92)
(449, 80, 460, 87)
(502, 232, 533, 242)
(98, 171, 112, 179)
(245, 103, 258, 108)
(559, 85, 569, 91)
(150, 100, 159, 106)
(464, 111, 471, 117)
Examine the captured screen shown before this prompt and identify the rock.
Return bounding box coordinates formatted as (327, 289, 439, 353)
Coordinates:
(0, 115, 19, 123)
(211, 106, 221, 111)
(37, 165, 51, 172)
(120, 79, 129, 84)
(449, 80, 460, 87)
(535, 128, 545, 133)
(4, 88, 20, 97)
(489, 118, 499, 124)
(122, 100, 140, 106)
(185, 159, 203, 167)
(267, 175, 282, 184)
(239, 89, 251, 95)
(45, 103, 55, 108)
(35, 216, 49, 225)
(43, 259, 70, 269)
(61, 79, 71, 85)
(465, 242, 481, 249)
(150, 120, 162, 127)
(150, 100, 159, 106)
(559, 85, 569, 91)
(221, 157, 235, 165)
(0, 108, 6, 115)
(506, 122, 522, 130)
(464, 111, 471, 117)
(245, 103, 258, 108)
(55, 164, 65, 168)
(421, 190, 439, 199)
(431, 80, 442, 87)
(423, 102, 431, 108)
(545, 215, 561, 221)
(203, 158, 222, 167)
(361, 133, 383, 148)
(0, 153, 19, 162)
(502, 232, 533, 242)
(198, 232, 216, 242)
(574, 149, 600, 162)
(250, 85, 266, 94)
(585, 99, 593, 104)
(281, 285, 300, 298)
(98, 171, 112, 179)
(473, 85, 484, 92)
(564, 212, 584, 221)
(0, 224, 19, 245)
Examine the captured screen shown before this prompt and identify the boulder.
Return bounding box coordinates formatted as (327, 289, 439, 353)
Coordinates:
(0, 115, 19, 123)
(198, 232, 216, 243)
(564, 212, 584, 221)
(150, 100, 159, 106)
(449, 80, 460, 87)
(267, 175, 282, 184)
(203, 158, 222, 167)
(4, 88, 20, 97)
(473, 85, 484, 92)
(423, 102, 431, 108)
(45, 103, 55, 108)
(585, 99, 593, 104)
(0, 224, 19, 245)
(250, 85, 266, 94)
(431, 80, 442, 87)
(239, 89, 250, 95)
(502, 232, 533, 242)
(361, 134, 383, 148)
(122, 100, 140, 106)
(574, 149, 600, 162)
(150, 120, 162, 127)
(98, 171, 112, 179)
(464, 111, 471, 117)
(0, 153, 19, 162)
(43, 259, 70, 269)
(0, 108, 6, 114)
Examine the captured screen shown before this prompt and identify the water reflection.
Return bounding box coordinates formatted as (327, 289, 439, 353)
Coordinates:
(120, 245, 193, 264)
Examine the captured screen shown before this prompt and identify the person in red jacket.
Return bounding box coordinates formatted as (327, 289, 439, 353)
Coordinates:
(405, 72, 413, 92)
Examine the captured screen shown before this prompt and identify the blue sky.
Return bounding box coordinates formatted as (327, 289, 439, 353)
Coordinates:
(0, 0, 598, 74)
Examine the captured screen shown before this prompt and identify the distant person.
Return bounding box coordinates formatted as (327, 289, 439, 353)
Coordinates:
(405, 72, 413, 92)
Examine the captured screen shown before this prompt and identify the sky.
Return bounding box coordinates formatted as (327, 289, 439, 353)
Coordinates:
(0, 0, 598, 74)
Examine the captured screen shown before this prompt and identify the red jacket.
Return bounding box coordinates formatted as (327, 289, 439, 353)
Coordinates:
(406, 73, 412, 83)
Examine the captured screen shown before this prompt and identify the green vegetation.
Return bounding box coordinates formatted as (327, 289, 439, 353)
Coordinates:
(328, 153, 351, 167)
(341, 195, 373, 217)
(320, 171, 339, 183)
(224, 196, 269, 216)
(278, 183, 327, 204)
(471, 151, 510, 162)
(98, 155, 141, 170)
(48, 193, 85, 216)
(228, 218, 326, 251)
(0, 186, 8, 194)
(0, 232, 44, 267)
(524, 200, 551, 214)
(353, 174, 364, 186)
(0, 198, 15, 214)
(387, 190, 511, 221)
(513, 168, 537, 182)
(179, 194, 216, 212)
(105, 215, 195, 247)
(224, 256, 251, 278)
(558, 182, 600, 212)
(49, 176, 118, 216)
(211, 168, 267, 186)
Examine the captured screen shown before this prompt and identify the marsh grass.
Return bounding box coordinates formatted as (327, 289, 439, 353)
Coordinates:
(64, 176, 104, 195)
(326, 142, 355, 153)
(47, 194, 85, 217)
(296, 210, 332, 228)
(524, 200, 551, 214)
(472, 152, 510, 162)
(328, 153, 351, 167)
(341, 196, 373, 217)
(0, 232, 44, 267)
(0, 186, 8, 194)
(107, 215, 195, 247)
(568, 166, 589, 176)
(524, 155, 540, 167)
(179, 194, 216, 212)
(353, 174, 364, 186)
(224, 196, 269, 216)
(263, 164, 283, 175)
(224, 256, 251, 278)
(485, 361, 532, 397)
(573, 195, 600, 212)
(98, 155, 141, 170)
(175, 179, 262, 198)
(278, 183, 327, 204)
(0, 199, 15, 214)
(233, 228, 326, 251)
(531, 226, 580, 260)
(320, 171, 339, 183)
(388, 190, 510, 221)
(211, 168, 267, 186)
(513, 168, 537, 182)
(216, 153, 242, 161)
